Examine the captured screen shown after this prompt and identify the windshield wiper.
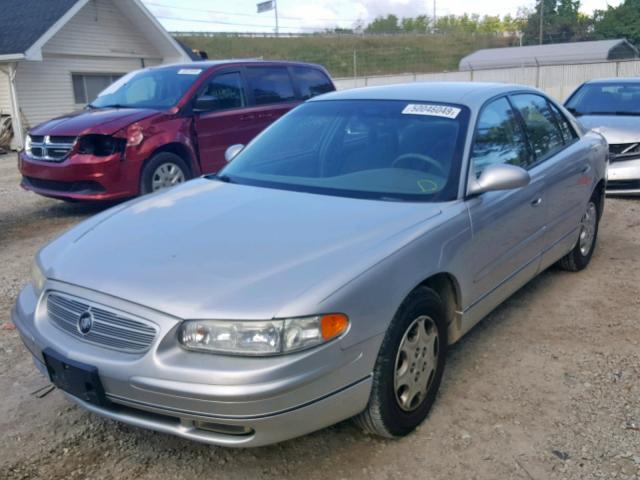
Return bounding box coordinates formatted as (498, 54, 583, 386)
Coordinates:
(97, 104, 134, 109)
(216, 174, 234, 184)
(583, 111, 640, 116)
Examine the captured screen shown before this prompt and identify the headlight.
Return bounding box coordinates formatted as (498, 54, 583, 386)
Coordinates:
(179, 314, 349, 356)
(77, 134, 124, 156)
(24, 134, 32, 155)
(31, 258, 46, 295)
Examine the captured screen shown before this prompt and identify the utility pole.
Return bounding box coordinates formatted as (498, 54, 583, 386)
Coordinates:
(274, 0, 279, 37)
(539, 0, 544, 45)
(433, 0, 436, 32)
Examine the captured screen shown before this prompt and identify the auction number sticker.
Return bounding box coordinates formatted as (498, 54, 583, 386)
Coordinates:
(178, 69, 202, 75)
(402, 104, 461, 119)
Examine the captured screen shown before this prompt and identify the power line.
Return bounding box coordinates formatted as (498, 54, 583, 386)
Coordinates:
(154, 15, 337, 31)
(144, 1, 362, 24)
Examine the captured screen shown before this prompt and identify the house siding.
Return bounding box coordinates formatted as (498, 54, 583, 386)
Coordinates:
(14, 0, 168, 130)
(43, 0, 160, 59)
(16, 55, 162, 128)
(0, 69, 12, 115)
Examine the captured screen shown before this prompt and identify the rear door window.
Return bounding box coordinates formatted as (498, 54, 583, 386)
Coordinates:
(510, 94, 565, 162)
(291, 67, 334, 100)
(246, 66, 296, 106)
(549, 103, 577, 143)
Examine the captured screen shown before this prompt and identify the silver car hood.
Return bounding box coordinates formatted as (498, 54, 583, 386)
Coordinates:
(40, 179, 442, 320)
(577, 115, 640, 144)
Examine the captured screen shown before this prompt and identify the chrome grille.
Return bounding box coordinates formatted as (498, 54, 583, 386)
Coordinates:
(27, 135, 76, 162)
(610, 142, 640, 162)
(46, 292, 157, 354)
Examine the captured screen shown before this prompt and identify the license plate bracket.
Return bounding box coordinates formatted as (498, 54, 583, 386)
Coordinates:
(43, 348, 109, 407)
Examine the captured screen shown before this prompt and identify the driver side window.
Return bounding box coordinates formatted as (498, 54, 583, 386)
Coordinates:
(471, 97, 529, 178)
(198, 72, 246, 112)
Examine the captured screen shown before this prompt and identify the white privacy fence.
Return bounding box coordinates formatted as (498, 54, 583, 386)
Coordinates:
(333, 59, 640, 102)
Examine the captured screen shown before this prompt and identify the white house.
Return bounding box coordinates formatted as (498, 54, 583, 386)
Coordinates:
(0, 0, 193, 149)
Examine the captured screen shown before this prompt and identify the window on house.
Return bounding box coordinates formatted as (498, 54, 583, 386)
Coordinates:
(72, 73, 123, 105)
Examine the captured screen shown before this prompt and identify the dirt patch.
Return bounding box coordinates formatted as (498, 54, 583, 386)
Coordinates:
(1, 153, 638, 479)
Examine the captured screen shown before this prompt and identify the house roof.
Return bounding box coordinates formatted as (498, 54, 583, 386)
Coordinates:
(0, 0, 191, 63)
(0, 0, 78, 57)
(459, 39, 639, 71)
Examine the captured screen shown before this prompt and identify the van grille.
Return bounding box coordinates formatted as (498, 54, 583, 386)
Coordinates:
(46, 292, 158, 354)
(27, 135, 76, 162)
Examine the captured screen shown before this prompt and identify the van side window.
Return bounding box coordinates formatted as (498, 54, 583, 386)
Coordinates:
(201, 72, 246, 111)
(246, 67, 296, 106)
(292, 67, 334, 100)
(471, 97, 529, 178)
(510, 94, 565, 162)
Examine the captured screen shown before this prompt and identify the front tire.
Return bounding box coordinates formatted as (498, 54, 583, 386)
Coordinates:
(354, 286, 447, 438)
(140, 152, 190, 195)
(558, 194, 600, 272)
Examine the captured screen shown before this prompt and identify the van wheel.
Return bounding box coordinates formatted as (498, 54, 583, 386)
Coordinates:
(140, 152, 190, 195)
(354, 286, 447, 438)
(558, 195, 600, 272)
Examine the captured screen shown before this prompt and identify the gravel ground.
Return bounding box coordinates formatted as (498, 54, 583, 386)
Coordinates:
(0, 152, 638, 480)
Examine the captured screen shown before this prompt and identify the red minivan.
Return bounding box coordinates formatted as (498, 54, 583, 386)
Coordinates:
(19, 60, 335, 201)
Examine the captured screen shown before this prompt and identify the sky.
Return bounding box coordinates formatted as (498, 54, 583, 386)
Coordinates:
(142, 0, 624, 33)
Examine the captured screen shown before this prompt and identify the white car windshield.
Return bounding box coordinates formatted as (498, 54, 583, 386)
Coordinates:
(219, 100, 470, 202)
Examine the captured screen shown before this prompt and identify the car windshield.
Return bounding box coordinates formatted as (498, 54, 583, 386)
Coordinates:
(89, 66, 204, 109)
(218, 100, 470, 202)
(566, 82, 640, 116)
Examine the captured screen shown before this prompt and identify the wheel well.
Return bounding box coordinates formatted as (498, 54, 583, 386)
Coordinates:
(418, 273, 463, 343)
(146, 143, 195, 177)
(593, 179, 605, 219)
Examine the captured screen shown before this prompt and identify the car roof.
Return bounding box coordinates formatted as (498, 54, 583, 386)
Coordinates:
(153, 59, 327, 71)
(310, 82, 543, 109)
(584, 77, 640, 84)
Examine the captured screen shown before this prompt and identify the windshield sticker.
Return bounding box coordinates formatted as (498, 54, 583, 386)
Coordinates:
(402, 104, 461, 119)
(178, 69, 202, 75)
(417, 179, 439, 193)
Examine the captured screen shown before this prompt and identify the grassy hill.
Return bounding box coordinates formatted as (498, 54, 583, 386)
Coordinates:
(177, 34, 510, 78)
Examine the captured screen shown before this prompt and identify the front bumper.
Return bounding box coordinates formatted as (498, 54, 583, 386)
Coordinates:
(18, 151, 138, 201)
(12, 283, 378, 447)
(607, 157, 640, 195)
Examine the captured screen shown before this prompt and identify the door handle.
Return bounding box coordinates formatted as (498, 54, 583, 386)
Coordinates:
(580, 164, 591, 174)
(531, 197, 543, 207)
(240, 114, 256, 121)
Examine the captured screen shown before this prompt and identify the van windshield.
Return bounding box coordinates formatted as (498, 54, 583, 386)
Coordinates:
(89, 66, 204, 109)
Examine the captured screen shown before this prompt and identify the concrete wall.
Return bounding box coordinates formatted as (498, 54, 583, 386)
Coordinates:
(334, 59, 640, 102)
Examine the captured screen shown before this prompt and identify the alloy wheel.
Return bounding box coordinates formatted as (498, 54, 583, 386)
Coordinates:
(151, 162, 186, 191)
(394, 315, 440, 412)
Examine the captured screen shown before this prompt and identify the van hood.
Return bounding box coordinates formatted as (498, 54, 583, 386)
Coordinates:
(38, 179, 443, 320)
(576, 115, 640, 145)
(29, 107, 159, 137)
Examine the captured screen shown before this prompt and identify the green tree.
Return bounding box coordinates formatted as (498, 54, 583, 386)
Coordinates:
(522, 0, 590, 44)
(593, 0, 640, 45)
(365, 15, 401, 34)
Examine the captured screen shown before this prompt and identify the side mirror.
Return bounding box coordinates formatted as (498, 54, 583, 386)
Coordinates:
(225, 144, 244, 163)
(193, 94, 219, 113)
(468, 163, 530, 196)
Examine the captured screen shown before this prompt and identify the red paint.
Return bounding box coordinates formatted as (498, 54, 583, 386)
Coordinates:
(19, 61, 334, 201)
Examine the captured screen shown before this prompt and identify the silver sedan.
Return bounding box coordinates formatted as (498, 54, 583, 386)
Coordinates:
(13, 82, 607, 447)
(566, 77, 640, 195)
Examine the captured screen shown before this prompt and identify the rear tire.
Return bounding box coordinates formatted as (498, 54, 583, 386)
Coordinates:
(140, 152, 190, 195)
(354, 286, 447, 438)
(558, 192, 601, 272)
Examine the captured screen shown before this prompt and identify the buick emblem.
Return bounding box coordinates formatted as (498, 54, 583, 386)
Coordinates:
(77, 310, 94, 335)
